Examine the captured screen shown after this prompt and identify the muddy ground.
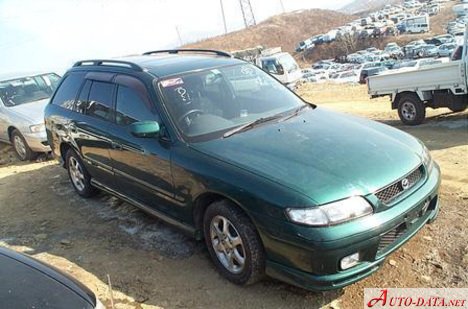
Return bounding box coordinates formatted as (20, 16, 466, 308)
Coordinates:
(0, 84, 467, 309)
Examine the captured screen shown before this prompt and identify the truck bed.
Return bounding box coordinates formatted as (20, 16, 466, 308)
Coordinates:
(368, 61, 467, 97)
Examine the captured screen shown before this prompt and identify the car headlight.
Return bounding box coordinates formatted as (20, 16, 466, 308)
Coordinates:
(421, 144, 434, 173)
(30, 124, 45, 133)
(286, 196, 374, 227)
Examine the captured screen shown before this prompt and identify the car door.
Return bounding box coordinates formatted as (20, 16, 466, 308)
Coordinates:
(72, 73, 116, 187)
(0, 100, 9, 142)
(106, 75, 177, 216)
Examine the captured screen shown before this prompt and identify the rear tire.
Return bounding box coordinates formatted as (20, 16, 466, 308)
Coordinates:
(66, 149, 97, 198)
(203, 200, 265, 286)
(398, 94, 426, 125)
(11, 129, 36, 161)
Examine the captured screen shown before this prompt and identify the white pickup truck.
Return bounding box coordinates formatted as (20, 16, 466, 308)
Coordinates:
(368, 33, 468, 125)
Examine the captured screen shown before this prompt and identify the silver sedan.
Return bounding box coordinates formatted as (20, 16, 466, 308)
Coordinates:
(0, 72, 61, 160)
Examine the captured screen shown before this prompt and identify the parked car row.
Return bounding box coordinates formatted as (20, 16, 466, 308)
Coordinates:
(295, 0, 442, 53)
(303, 50, 451, 85)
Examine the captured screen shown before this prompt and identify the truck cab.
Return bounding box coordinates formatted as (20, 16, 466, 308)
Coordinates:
(368, 28, 468, 125)
(258, 52, 302, 89)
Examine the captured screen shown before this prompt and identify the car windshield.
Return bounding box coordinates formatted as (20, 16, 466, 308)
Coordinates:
(0, 73, 60, 107)
(158, 64, 306, 142)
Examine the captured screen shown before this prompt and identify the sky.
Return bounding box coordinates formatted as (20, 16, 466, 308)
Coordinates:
(0, 0, 353, 74)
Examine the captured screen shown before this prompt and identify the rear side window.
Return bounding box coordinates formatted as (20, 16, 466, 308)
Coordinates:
(51, 72, 85, 109)
(115, 85, 156, 126)
(75, 80, 92, 114)
(86, 81, 115, 121)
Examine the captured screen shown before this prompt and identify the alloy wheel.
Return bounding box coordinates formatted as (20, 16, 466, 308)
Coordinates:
(69, 156, 85, 192)
(210, 215, 246, 274)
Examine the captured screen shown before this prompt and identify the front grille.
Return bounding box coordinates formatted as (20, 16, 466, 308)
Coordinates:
(377, 223, 407, 254)
(375, 166, 423, 204)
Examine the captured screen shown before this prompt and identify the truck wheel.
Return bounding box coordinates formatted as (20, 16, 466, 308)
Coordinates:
(203, 200, 265, 286)
(66, 149, 98, 198)
(11, 129, 36, 161)
(398, 94, 426, 125)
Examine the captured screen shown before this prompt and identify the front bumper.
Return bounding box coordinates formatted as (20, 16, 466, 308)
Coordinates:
(257, 165, 441, 291)
(23, 131, 51, 152)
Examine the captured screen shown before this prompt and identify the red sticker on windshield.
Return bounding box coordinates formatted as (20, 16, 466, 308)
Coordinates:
(161, 78, 184, 88)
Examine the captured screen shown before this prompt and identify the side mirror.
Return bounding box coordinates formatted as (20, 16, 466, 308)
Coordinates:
(275, 64, 285, 75)
(129, 121, 160, 138)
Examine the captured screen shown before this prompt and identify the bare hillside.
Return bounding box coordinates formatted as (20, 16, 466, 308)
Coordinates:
(184, 9, 355, 54)
(340, 0, 401, 15)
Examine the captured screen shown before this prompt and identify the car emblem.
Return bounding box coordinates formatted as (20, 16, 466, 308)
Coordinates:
(401, 178, 410, 190)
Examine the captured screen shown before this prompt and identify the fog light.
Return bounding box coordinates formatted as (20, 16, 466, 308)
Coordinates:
(340, 252, 360, 270)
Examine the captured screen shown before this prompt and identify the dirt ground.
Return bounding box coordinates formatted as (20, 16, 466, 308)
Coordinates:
(0, 84, 467, 309)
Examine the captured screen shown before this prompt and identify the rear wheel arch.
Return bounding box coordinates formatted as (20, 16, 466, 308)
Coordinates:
(60, 143, 72, 165)
(393, 91, 422, 109)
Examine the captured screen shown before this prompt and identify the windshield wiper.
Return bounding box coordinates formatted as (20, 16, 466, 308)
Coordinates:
(280, 105, 309, 122)
(223, 114, 283, 138)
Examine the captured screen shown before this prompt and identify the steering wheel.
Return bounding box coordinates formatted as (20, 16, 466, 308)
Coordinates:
(178, 109, 204, 126)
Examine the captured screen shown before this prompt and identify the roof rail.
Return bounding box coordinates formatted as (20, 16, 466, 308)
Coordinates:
(73, 60, 143, 72)
(142, 49, 233, 58)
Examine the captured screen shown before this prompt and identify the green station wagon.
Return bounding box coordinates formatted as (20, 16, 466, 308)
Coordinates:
(45, 50, 440, 290)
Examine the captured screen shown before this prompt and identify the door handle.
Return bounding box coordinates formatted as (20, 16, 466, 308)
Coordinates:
(112, 142, 123, 150)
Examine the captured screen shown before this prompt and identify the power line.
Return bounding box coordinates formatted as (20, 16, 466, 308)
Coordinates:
(239, 0, 256, 28)
(279, 0, 285, 13)
(219, 0, 228, 34)
(175, 26, 183, 46)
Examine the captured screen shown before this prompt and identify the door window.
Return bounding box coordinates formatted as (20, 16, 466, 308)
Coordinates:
(86, 81, 115, 121)
(115, 85, 156, 126)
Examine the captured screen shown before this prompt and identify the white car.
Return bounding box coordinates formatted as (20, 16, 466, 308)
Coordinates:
(438, 43, 458, 57)
(329, 71, 359, 84)
(0, 72, 60, 160)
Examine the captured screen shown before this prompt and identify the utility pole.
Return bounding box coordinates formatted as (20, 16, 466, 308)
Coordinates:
(175, 26, 183, 46)
(220, 0, 228, 34)
(239, 0, 256, 28)
(279, 0, 285, 13)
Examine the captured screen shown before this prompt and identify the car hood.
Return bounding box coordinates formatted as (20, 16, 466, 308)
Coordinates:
(8, 99, 49, 124)
(192, 107, 423, 205)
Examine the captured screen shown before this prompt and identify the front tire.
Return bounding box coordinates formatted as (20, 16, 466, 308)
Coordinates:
(66, 149, 97, 198)
(11, 129, 36, 161)
(203, 200, 265, 286)
(398, 94, 426, 125)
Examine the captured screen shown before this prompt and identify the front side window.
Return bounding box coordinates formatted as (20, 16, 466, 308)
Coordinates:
(159, 63, 306, 141)
(115, 85, 156, 126)
(261, 59, 279, 74)
(1, 73, 62, 107)
(86, 81, 114, 121)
